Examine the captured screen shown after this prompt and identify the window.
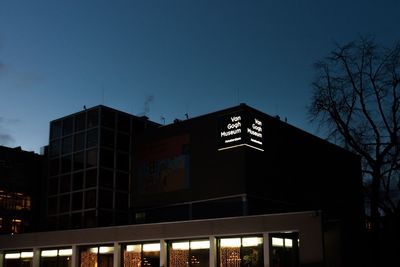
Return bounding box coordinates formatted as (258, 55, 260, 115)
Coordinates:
(117, 114, 130, 132)
(62, 137, 73, 154)
(72, 192, 83, 211)
(59, 194, 70, 213)
(116, 133, 129, 152)
(168, 240, 209, 267)
(50, 121, 62, 139)
(270, 233, 299, 267)
(74, 133, 85, 151)
(62, 117, 73, 136)
(87, 109, 99, 128)
(11, 219, 23, 234)
(85, 169, 97, 188)
(60, 175, 71, 193)
(100, 149, 114, 169)
(101, 109, 115, 129)
(86, 129, 98, 148)
(85, 190, 96, 209)
(218, 236, 263, 267)
(100, 129, 114, 148)
(4, 251, 34, 267)
(61, 156, 72, 173)
(99, 168, 113, 188)
(75, 113, 86, 131)
(86, 149, 97, 168)
(123, 243, 160, 267)
(98, 190, 113, 209)
(80, 246, 113, 267)
(50, 140, 60, 157)
(40, 248, 72, 267)
(73, 172, 84, 190)
(73, 152, 84, 171)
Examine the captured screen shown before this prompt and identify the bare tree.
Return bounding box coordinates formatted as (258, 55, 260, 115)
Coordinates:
(309, 37, 400, 263)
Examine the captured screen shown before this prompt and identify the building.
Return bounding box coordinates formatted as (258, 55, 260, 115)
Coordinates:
(0, 146, 44, 234)
(46, 105, 158, 230)
(0, 104, 364, 267)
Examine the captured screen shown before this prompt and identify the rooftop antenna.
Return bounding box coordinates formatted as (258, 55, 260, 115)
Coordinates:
(160, 116, 165, 125)
(185, 113, 189, 119)
(102, 87, 105, 105)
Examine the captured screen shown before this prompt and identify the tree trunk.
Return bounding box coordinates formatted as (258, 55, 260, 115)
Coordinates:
(370, 168, 381, 266)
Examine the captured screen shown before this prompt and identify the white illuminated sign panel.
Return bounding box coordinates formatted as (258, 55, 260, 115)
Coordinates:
(218, 111, 264, 151)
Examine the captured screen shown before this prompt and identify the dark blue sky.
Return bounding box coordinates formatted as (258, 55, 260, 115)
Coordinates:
(0, 0, 399, 152)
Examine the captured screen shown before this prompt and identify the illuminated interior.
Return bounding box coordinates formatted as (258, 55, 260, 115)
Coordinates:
(169, 240, 209, 267)
(218, 236, 263, 267)
(123, 243, 160, 267)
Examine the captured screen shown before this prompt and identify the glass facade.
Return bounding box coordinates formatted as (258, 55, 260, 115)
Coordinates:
(40, 249, 72, 267)
(4, 252, 34, 267)
(80, 246, 114, 267)
(46, 106, 138, 229)
(218, 237, 263, 267)
(1, 233, 300, 267)
(123, 243, 160, 267)
(270, 233, 299, 267)
(168, 240, 209, 267)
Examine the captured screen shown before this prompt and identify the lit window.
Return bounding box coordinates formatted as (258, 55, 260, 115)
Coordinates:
(218, 236, 263, 267)
(123, 243, 160, 267)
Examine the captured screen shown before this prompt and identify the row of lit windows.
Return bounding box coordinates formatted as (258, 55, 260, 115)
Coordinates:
(0, 190, 31, 211)
(3, 234, 299, 267)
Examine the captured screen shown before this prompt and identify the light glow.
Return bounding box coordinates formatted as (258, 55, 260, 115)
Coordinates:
(220, 238, 241, 248)
(41, 250, 58, 257)
(172, 242, 189, 250)
(58, 249, 73, 256)
(285, 239, 293, 248)
(20, 252, 34, 258)
(190, 240, 210, 250)
(89, 247, 99, 254)
(242, 237, 263, 247)
(5, 253, 20, 259)
(99, 246, 114, 254)
(143, 243, 160, 252)
(126, 244, 141, 253)
(272, 237, 284, 247)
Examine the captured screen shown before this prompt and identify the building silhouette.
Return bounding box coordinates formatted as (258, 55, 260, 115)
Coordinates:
(46, 105, 158, 229)
(0, 146, 44, 234)
(0, 104, 364, 267)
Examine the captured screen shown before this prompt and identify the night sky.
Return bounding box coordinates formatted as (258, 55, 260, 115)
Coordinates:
(0, 0, 399, 152)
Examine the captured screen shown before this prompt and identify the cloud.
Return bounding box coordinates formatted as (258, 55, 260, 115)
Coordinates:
(0, 133, 15, 146)
(0, 117, 18, 146)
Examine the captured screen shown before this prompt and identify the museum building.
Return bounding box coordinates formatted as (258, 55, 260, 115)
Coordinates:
(0, 104, 364, 267)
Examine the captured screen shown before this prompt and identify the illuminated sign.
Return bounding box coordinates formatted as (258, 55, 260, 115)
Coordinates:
(218, 111, 264, 151)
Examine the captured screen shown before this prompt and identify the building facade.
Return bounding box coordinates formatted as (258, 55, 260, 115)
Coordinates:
(0, 104, 364, 267)
(0, 146, 44, 234)
(46, 106, 158, 230)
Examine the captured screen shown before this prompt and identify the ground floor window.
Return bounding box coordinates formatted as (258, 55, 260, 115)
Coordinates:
(270, 232, 299, 267)
(4, 252, 34, 267)
(40, 248, 72, 267)
(123, 242, 160, 267)
(218, 236, 263, 267)
(80, 246, 114, 267)
(168, 239, 209, 267)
